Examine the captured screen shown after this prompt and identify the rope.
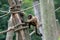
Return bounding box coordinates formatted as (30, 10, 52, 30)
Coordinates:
(0, 3, 40, 18)
(15, 26, 28, 31)
(29, 31, 35, 36)
(0, 10, 9, 13)
(0, 13, 9, 18)
(0, 23, 28, 34)
(0, 2, 60, 18)
(55, 7, 60, 12)
(0, 10, 10, 18)
(13, 2, 40, 13)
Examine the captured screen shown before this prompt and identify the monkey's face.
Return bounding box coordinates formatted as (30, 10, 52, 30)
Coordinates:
(28, 14, 32, 19)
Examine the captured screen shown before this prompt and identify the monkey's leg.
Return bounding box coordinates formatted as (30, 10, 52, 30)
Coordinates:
(28, 23, 32, 28)
(35, 27, 42, 37)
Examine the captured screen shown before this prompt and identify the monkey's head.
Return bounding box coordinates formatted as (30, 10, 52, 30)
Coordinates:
(28, 14, 32, 19)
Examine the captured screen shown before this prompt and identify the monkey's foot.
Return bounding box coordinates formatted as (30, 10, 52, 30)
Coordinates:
(36, 33, 43, 37)
(40, 33, 43, 37)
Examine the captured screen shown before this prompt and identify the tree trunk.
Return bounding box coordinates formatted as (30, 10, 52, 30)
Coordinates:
(40, 0, 58, 40)
(14, 0, 31, 40)
(56, 20, 60, 39)
(6, 0, 16, 40)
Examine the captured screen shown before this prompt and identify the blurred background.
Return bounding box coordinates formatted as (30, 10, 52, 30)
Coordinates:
(0, 0, 60, 40)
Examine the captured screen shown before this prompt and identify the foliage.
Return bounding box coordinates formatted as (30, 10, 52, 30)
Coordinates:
(58, 36, 60, 40)
(54, 0, 60, 23)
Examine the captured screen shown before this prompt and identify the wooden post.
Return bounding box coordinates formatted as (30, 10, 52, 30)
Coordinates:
(6, 0, 31, 40)
(14, 0, 31, 40)
(6, 0, 16, 40)
(6, 15, 14, 40)
(40, 0, 58, 40)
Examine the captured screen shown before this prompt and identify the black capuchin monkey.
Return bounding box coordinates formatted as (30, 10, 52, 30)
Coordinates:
(26, 14, 42, 36)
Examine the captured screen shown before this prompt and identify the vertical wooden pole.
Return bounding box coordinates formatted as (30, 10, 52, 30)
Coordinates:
(14, 0, 31, 40)
(13, 0, 24, 40)
(12, 13, 26, 40)
(6, 15, 14, 40)
(6, 0, 31, 40)
(40, 0, 58, 40)
(6, 0, 16, 40)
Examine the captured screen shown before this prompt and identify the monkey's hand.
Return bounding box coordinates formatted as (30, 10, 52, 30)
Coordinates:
(25, 20, 30, 23)
(26, 20, 30, 22)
